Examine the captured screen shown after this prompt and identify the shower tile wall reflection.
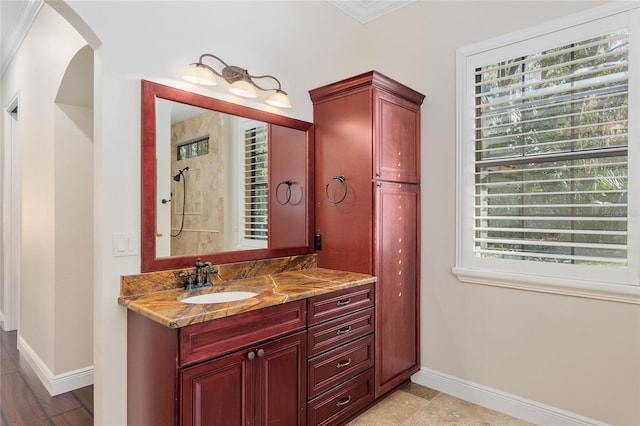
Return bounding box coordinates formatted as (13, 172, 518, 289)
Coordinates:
(170, 110, 225, 256)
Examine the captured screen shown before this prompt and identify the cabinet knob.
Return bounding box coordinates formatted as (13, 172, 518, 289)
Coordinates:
(256, 348, 265, 358)
(247, 351, 255, 360)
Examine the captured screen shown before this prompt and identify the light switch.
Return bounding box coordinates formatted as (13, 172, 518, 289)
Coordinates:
(113, 232, 139, 257)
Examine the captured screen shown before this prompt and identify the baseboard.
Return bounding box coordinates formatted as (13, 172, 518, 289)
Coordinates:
(411, 367, 607, 426)
(17, 335, 94, 396)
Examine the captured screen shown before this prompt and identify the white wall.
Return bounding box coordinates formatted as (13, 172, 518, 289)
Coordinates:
(46, 1, 638, 425)
(1, 2, 93, 390)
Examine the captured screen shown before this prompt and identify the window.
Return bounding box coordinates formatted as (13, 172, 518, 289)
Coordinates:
(240, 121, 268, 247)
(454, 4, 640, 303)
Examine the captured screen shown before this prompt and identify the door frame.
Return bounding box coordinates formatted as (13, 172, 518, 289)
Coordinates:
(2, 95, 21, 331)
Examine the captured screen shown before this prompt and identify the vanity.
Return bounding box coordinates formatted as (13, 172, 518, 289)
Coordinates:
(120, 255, 375, 425)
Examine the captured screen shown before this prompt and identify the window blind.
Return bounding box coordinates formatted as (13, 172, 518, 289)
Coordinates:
(243, 124, 268, 241)
(474, 30, 629, 267)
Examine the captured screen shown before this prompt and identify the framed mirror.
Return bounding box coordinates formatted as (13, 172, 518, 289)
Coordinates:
(141, 80, 314, 272)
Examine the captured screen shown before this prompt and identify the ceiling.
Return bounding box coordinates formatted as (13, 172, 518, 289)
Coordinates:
(0, 0, 414, 77)
(1, 0, 42, 77)
(328, 0, 415, 23)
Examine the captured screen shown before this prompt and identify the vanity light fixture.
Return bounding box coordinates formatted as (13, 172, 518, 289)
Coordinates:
(182, 53, 292, 108)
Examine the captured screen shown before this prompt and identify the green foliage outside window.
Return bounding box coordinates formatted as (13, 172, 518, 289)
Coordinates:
(474, 31, 629, 266)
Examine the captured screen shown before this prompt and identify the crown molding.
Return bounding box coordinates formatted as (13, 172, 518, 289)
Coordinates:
(1, 0, 43, 78)
(328, 0, 415, 24)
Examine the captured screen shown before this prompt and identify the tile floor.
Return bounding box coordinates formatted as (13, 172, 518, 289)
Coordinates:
(347, 382, 533, 425)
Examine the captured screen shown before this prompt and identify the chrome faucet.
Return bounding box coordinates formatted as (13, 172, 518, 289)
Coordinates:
(180, 258, 218, 290)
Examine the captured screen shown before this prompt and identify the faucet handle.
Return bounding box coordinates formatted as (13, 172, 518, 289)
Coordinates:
(204, 262, 217, 274)
(179, 272, 195, 290)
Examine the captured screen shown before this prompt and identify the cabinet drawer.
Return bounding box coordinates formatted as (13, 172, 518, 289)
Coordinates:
(179, 300, 306, 366)
(307, 369, 374, 426)
(307, 307, 374, 357)
(308, 334, 374, 398)
(308, 284, 374, 325)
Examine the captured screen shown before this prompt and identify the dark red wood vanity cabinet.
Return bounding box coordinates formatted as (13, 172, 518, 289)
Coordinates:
(181, 331, 306, 426)
(306, 283, 375, 426)
(127, 300, 307, 426)
(310, 71, 425, 399)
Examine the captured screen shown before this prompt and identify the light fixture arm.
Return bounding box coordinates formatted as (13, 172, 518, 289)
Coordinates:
(198, 53, 229, 66)
(196, 54, 285, 93)
(247, 74, 286, 94)
(193, 54, 229, 79)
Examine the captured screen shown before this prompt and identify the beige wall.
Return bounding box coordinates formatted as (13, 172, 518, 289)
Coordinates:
(54, 103, 93, 374)
(36, 0, 638, 424)
(1, 2, 93, 385)
(364, 2, 639, 424)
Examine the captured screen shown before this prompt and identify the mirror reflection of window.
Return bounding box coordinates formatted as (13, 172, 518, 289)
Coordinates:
(241, 120, 268, 248)
(177, 136, 209, 160)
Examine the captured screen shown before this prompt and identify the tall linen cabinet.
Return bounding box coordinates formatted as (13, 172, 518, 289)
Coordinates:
(310, 71, 425, 398)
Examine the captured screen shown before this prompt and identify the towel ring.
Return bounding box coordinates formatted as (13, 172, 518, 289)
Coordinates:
(325, 174, 347, 204)
(275, 180, 293, 205)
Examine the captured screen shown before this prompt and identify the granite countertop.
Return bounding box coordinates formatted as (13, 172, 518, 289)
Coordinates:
(118, 267, 375, 328)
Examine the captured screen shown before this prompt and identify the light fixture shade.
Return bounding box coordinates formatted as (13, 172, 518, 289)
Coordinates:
(228, 79, 258, 98)
(265, 91, 293, 108)
(182, 63, 217, 86)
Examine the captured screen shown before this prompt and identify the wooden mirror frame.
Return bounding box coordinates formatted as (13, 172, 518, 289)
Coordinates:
(141, 80, 314, 272)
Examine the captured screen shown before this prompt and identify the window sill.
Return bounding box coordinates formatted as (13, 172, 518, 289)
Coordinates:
(452, 267, 640, 304)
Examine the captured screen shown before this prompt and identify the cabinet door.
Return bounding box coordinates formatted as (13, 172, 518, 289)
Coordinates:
(254, 331, 307, 426)
(180, 350, 253, 426)
(374, 182, 420, 397)
(374, 89, 421, 184)
(269, 124, 308, 249)
(313, 88, 374, 275)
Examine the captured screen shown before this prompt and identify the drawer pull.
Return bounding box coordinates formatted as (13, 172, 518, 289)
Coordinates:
(336, 298, 352, 307)
(336, 395, 352, 407)
(336, 358, 352, 369)
(336, 326, 352, 335)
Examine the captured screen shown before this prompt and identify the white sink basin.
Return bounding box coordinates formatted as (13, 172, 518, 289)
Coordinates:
(179, 291, 258, 304)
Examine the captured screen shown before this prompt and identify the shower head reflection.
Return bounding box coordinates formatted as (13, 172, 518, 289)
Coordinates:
(173, 167, 189, 182)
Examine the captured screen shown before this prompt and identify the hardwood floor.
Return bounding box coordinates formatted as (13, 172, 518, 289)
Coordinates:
(0, 328, 93, 425)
